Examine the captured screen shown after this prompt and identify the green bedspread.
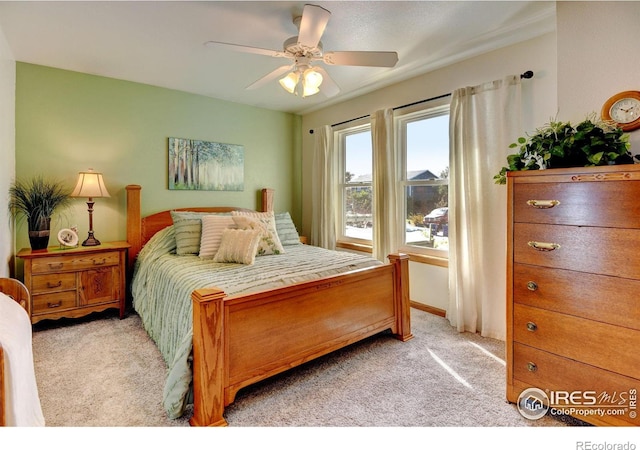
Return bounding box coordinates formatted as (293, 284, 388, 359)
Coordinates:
(131, 225, 382, 419)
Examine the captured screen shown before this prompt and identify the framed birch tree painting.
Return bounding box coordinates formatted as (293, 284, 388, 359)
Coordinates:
(168, 137, 244, 191)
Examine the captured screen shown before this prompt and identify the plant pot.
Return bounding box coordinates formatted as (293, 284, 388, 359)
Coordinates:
(28, 217, 51, 250)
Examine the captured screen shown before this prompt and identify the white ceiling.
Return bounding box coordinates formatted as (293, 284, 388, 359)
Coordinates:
(0, 1, 555, 115)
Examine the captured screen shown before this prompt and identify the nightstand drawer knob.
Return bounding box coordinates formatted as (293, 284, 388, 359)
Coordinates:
(527, 362, 538, 372)
(526, 281, 538, 291)
(47, 302, 61, 309)
(526, 199, 560, 209)
(526, 322, 538, 332)
(47, 281, 62, 288)
(92, 258, 106, 266)
(48, 262, 64, 269)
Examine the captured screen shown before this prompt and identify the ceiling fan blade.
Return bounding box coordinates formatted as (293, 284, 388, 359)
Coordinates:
(246, 65, 293, 90)
(323, 51, 399, 67)
(313, 67, 340, 98)
(204, 41, 289, 58)
(297, 4, 331, 49)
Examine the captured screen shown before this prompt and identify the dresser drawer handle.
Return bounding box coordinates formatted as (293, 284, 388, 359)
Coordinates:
(526, 281, 538, 291)
(526, 322, 537, 332)
(47, 302, 61, 309)
(92, 258, 106, 266)
(527, 362, 538, 372)
(528, 241, 560, 252)
(526, 199, 560, 209)
(48, 262, 64, 269)
(47, 281, 62, 288)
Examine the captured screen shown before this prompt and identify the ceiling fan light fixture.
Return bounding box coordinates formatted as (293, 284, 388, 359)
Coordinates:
(303, 68, 323, 89)
(279, 71, 299, 94)
(302, 83, 320, 97)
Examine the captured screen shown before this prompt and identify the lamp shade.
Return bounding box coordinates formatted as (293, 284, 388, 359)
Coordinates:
(278, 71, 300, 94)
(303, 68, 323, 90)
(70, 169, 111, 199)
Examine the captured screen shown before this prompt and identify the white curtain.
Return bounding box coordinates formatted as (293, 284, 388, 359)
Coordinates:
(447, 75, 522, 340)
(371, 108, 400, 262)
(311, 125, 337, 249)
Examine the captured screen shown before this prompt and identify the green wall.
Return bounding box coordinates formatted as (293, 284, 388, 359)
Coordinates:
(15, 63, 301, 255)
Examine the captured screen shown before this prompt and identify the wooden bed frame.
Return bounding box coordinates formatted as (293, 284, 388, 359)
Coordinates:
(0, 278, 31, 427)
(125, 185, 413, 426)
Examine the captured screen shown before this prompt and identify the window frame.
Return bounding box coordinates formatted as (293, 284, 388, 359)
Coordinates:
(396, 102, 451, 258)
(336, 119, 373, 247)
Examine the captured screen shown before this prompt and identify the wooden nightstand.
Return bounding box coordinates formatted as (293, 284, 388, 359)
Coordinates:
(17, 241, 130, 324)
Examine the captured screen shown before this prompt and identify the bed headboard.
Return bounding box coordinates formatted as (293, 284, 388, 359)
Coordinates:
(125, 185, 274, 270)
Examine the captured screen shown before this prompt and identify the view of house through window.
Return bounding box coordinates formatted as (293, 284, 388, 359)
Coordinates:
(402, 108, 449, 252)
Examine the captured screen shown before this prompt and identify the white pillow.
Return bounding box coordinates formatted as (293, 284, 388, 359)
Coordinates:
(199, 215, 236, 259)
(213, 228, 261, 265)
(231, 211, 285, 256)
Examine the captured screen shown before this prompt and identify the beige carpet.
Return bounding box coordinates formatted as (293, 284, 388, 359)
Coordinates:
(31, 308, 586, 428)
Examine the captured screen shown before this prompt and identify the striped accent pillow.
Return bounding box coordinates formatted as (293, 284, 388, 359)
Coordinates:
(170, 211, 208, 255)
(199, 215, 236, 259)
(275, 212, 301, 246)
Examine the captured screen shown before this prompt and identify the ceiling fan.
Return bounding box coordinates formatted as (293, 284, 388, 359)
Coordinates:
(204, 3, 399, 98)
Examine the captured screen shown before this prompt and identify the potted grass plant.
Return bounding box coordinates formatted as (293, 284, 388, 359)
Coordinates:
(9, 176, 72, 250)
(494, 114, 636, 184)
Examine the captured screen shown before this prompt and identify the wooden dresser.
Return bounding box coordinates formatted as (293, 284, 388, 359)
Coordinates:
(506, 165, 640, 426)
(17, 241, 130, 324)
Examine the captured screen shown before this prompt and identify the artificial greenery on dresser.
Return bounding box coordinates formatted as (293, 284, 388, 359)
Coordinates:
(494, 115, 638, 184)
(8, 176, 71, 250)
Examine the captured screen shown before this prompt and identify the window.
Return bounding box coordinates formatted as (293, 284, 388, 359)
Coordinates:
(337, 124, 373, 243)
(335, 103, 450, 256)
(398, 105, 450, 254)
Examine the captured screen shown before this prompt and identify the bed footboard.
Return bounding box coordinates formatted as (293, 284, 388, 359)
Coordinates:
(190, 253, 411, 427)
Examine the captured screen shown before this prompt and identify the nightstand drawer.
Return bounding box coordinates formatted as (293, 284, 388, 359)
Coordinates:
(32, 291, 76, 314)
(31, 273, 76, 294)
(31, 251, 120, 274)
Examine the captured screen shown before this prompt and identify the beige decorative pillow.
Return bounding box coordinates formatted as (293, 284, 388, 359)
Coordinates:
(199, 215, 237, 259)
(232, 212, 285, 256)
(213, 228, 261, 265)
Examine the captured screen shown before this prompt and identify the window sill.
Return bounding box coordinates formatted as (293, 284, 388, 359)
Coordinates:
(337, 241, 448, 267)
(336, 241, 373, 254)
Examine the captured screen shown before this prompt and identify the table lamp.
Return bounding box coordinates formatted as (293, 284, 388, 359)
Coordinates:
(70, 169, 110, 246)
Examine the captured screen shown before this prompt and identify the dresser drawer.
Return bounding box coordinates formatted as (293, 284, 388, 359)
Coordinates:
(514, 303, 640, 379)
(31, 272, 76, 294)
(514, 180, 640, 229)
(32, 291, 77, 314)
(513, 343, 640, 426)
(513, 263, 640, 330)
(31, 251, 120, 274)
(513, 223, 640, 278)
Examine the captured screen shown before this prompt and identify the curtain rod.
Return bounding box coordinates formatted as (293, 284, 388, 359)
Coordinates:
(325, 70, 534, 130)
